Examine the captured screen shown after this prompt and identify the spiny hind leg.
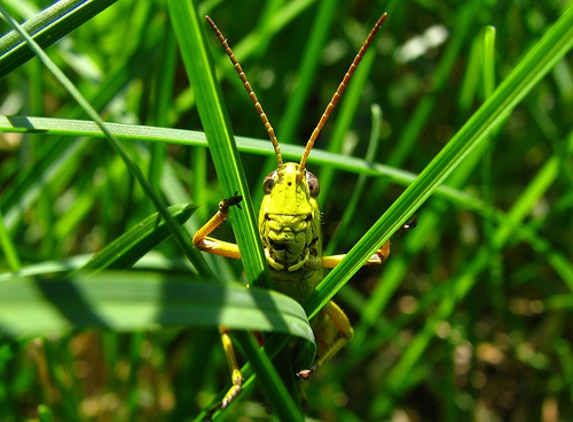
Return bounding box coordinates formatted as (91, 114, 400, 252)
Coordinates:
(297, 301, 354, 379)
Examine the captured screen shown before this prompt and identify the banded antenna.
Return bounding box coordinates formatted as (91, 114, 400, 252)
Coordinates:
(205, 15, 284, 171)
(206, 13, 388, 180)
(298, 13, 388, 178)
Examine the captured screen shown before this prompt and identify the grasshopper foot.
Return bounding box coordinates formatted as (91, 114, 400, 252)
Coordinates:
(221, 369, 244, 409)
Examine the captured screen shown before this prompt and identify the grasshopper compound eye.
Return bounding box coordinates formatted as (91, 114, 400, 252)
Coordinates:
(306, 171, 320, 198)
(262, 171, 277, 194)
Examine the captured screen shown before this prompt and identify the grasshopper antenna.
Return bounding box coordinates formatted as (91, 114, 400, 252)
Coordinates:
(298, 12, 388, 178)
(206, 15, 284, 171)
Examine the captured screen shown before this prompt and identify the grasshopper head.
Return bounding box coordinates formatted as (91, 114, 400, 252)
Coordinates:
(258, 162, 321, 277)
(261, 162, 320, 215)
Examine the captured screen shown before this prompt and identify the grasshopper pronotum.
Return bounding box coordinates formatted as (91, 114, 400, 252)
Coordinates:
(194, 12, 391, 410)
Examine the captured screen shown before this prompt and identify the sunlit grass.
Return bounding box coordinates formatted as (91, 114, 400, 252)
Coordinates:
(1, 0, 573, 421)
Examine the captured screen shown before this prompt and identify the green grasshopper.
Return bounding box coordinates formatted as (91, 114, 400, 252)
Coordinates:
(194, 13, 391, 409)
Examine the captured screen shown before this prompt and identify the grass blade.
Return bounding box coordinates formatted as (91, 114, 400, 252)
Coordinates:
(0, 0, 117, 79)
(77, 204, 197, 274)
(0, 273, 314, 345)
(166, 0, 270, 289)
(167, 1, 303, 417)
(303, 2, 573, 319)
(0, 4, 211, 277)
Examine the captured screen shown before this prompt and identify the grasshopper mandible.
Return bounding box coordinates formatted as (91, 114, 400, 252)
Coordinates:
(194, 12, 389, 409)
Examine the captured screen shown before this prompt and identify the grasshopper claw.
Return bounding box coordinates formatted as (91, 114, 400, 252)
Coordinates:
(219, 192, 243, 215)
(296, 368, 313, 380)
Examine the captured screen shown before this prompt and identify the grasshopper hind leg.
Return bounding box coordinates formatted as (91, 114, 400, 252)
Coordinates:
(297, 301, 354, 379)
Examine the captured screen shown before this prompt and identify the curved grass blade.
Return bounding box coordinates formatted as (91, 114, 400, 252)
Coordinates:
(1, 116, 571, 284)
(0, 0, 117, 79)
(0, 5, 211, 277)
(167, 0, 270, 290)
(0, 273, 315, 346)
(77, 204, 197, 274)
(303, 2, 573, 319)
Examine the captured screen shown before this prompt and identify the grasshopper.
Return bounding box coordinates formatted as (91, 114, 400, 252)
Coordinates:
(194, 13, 390, 409)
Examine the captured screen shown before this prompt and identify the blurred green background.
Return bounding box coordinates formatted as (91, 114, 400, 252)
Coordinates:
(1, 0, 573, 420)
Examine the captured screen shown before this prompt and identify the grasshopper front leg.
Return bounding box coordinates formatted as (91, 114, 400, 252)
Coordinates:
(193, 192, 243, 259)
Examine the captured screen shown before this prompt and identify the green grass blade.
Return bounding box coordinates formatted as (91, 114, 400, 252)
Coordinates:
(0, 208, 20, 271)
(234, 331, 303, 422)
(0, 0, 117, 79)
(0, 5, 211, 277)
(166, 0, 270, 289)
(2, 116, 570, 283)
(76, 204, 197, 274)
(303, 2, 573, 319)
(167, 1, 302, 417)
(373, 143, 570, 413)
(0, 273, 314, 345)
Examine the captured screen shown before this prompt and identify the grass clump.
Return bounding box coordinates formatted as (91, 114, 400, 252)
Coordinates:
(1, 0, 573, 420)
